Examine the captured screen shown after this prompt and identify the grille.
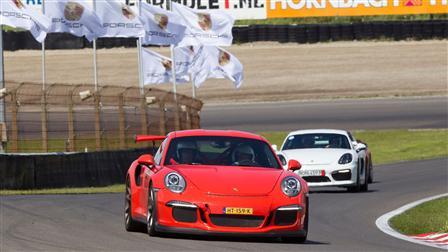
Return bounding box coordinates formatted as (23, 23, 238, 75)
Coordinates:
(209, 214, 264, 227)
(303, 176, 331, 183)
(274, 210, 298, 226)
(172, 207, 197, 223)
(332, 171, 352, 181)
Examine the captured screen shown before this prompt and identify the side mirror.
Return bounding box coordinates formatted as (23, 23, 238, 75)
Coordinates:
(355, 143, 367, 153)
(272, 144, 278, 152)
(137, 154, 155, 167)
(288, 159, 302, 171)
(277, 153, 287, 167)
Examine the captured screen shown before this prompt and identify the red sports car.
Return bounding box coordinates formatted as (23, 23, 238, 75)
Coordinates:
(124, 130, 309, 242)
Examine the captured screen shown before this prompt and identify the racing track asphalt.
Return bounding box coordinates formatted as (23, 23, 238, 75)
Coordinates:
(1, 158, 447, 251)
(201, 96, 448, 131)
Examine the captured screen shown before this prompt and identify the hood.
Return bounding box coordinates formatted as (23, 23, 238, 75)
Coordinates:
(282, 149, 353, 165)
(169, 165, 283, 196)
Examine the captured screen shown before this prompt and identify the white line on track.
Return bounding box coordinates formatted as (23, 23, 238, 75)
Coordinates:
(376, 193, 448, 250)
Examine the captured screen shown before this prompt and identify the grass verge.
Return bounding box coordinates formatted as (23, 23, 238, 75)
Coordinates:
(260, 129, 448, 165)
(2, 129, 447, 195)
(390, 197, 448, 235)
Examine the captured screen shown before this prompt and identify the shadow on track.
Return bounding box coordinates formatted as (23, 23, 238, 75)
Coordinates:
(157, 233, 330, 245)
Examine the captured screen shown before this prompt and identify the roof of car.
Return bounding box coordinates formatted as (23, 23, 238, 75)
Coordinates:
(287, 129, 349, 136)
(170, 129, 265, 141)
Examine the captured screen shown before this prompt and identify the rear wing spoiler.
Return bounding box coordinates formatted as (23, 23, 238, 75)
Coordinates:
(135, 135, 166, 143)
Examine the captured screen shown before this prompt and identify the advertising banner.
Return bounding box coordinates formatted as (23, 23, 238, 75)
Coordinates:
(267, 0, 448, 18)
(21, 0, 448, 20)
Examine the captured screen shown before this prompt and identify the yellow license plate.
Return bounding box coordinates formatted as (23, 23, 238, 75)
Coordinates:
(224, 207, 253, 215)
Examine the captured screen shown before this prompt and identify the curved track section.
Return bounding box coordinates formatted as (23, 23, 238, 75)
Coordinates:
(1, 158, 447, 251)
(202, 97, 448, 131)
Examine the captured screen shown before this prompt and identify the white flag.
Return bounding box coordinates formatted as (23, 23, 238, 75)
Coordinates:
(173, 46, 197, 79)
(45, 0, 104, 41)
(95, 1, 144, 38)
(172, 2, 234, 47)
(189, 45, 243, 88)
(142, 48, 189, 85)
(137, 2, 186, 46)
(0, 0, 50, 42)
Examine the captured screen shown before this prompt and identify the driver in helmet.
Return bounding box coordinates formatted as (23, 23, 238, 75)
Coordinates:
(176, 141, 198, 164)
(233, 144, 256, 165)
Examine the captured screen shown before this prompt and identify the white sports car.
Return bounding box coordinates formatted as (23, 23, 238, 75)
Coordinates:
(275, 129, 373, 192)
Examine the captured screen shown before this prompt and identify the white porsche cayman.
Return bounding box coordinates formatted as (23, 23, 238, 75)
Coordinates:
(275, 129, 373, 192)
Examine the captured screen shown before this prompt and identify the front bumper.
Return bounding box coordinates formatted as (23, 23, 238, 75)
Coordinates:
(154, 189, 307, 236)
(155, 223, 307, 237)
(296, 163, 357, 188)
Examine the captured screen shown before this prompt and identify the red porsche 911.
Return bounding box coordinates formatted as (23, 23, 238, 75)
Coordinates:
(124, 130, 309, 242)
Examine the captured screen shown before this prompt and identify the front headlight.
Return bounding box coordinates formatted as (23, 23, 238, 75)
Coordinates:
(338, 153, 353, 164)
(164, 172, 186, 193)
(281, 176, 301, 197)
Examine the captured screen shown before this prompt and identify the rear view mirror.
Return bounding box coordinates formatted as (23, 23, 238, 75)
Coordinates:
(137, 154, 155, 167)
(288, 159, 302, 171)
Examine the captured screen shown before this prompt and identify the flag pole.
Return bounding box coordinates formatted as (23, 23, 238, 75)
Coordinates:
(92, 0, 98, 92)
(41, 0, 46, 91)
(0, 25, 5, 153)
(137, 0, 144, 95)
(192, 77, 196, 98)
(166, 0, 178, 102)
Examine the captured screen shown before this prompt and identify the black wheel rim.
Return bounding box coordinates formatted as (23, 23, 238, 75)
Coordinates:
(147, 189, 154, 231)
(125, 181, 131, 225)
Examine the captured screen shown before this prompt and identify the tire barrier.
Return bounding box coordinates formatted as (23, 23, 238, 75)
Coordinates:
(2, 20, 446, 51)
(0, 147, 155, 190)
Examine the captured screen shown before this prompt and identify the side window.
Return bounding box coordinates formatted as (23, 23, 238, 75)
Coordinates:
(154, 139, 167, 165)
(347, 131, 355, 142)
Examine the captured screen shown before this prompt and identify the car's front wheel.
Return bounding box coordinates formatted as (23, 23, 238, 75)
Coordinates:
(282, 198, 308, 243)
(124, 178, 144, 232)
(147, 184, 158, 236)
(347, 161, 361, 192)
(360, 162, 369, 192)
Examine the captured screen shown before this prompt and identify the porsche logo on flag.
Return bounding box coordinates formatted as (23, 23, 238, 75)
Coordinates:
(121, 4, 136, 20)
(404, 0, 422, 6)
(197, 13, 212, 31)
(218, 50, 231, 66)
(12, 0, 25, 9)
(154, 14, 169, 30)
(64, 2, 84, 21)
(162, 60, 172, 71)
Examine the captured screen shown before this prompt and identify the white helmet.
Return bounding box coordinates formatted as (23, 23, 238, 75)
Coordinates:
(233, 144, 255, 163)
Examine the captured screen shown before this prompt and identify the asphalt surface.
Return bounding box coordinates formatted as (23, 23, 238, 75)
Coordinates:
(2, 158, 447, 251)
(201, 97, 448, 131)
(6, 96, 447, 139)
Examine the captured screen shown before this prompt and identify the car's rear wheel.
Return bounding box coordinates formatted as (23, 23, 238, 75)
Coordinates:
(282, 198, 308, 243)
(124, 178, 144, 232)
(147, 185, 158, 236)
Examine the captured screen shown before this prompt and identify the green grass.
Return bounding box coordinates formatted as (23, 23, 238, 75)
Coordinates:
(390, 197, 448, 235)
(0, 184, 124, 196)
(260, 129, 448, 165)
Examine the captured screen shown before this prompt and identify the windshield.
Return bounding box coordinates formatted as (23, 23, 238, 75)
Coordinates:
(282, 133, 351, 150)
(164, 136, 281, 169)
